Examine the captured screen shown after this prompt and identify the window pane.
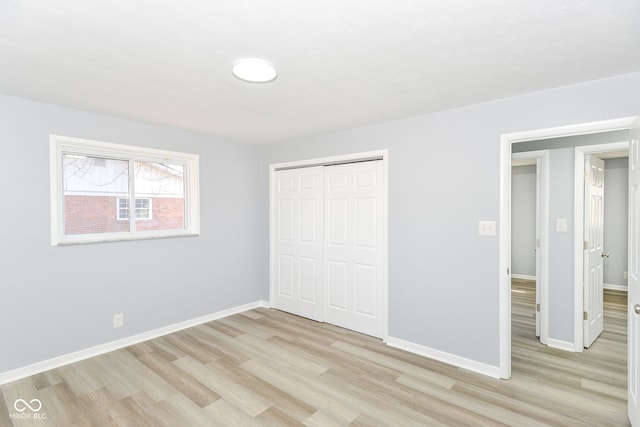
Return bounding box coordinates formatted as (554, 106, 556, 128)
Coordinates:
(134, 161, 184, 231)
(134, 198, 151, 219)
(118, 198, 130, 220)
(63, 155, 130, 234)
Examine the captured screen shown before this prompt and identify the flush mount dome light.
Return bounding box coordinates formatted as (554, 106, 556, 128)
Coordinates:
(232, 59, 277, 83)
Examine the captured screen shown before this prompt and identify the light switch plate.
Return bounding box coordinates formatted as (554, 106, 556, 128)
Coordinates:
(478, 221, 497, 236)
(555, 218, 568, 232)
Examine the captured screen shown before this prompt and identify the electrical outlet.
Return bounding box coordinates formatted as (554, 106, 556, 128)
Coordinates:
(113, 313, 124, 328)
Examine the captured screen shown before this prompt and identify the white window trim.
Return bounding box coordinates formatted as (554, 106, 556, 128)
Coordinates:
(50, 134, 200, 245)
(117, 197, 153, 221)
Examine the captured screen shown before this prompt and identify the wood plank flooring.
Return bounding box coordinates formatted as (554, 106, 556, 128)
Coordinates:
(1, 281, 629, 426)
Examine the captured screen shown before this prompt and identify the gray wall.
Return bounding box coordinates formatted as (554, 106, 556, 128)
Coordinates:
(604, 157, 629, 287)
(2, 71, 640, 376)
(511, 165, 537, 277)
(260, 72, 640, 367)
(0, 94, 265, 374)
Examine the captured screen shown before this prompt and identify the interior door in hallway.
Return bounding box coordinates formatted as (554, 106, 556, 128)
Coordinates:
(272, 166, 324, 321)
(535, 157, 541, 338)
(584, 154, 605, 348)
(628, 117, 640, 426)
(325, 161, 385, 338)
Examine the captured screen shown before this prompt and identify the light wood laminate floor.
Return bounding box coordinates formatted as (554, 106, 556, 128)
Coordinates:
(1, 280, 628, 426)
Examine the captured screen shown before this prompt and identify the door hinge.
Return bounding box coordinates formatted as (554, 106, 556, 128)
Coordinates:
(583, 311, 588, 320)
(536, 303, 540, 312)
(507, 268, 510, 275)
(584, 241, 589, 250)
(536, 238, 541, 248)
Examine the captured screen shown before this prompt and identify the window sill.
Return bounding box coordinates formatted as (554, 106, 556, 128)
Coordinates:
(53, 230, 200, 246)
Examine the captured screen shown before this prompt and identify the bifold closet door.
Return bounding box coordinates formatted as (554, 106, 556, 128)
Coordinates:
(325, 160, 385, 338)
(272, 166, 324, 321)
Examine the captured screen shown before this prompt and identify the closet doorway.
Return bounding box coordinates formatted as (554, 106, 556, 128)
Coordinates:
(269, 151, 388, 339)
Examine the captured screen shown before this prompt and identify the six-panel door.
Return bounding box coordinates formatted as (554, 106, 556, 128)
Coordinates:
(325, 161, 385, 338)
(272, 161, 385, 338)
(272, 166, 325, 321)
(584, 155, 605, 348)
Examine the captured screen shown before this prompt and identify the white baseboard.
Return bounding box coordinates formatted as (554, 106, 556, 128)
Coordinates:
(511, 274, 536, 281)
(0, 300, 270, 386)
(604, 283, 628, 292)
(546, 338, 577, 352)
(385, 336, 501, 379)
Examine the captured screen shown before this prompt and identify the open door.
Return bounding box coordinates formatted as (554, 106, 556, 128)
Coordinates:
(535, 158, 541, 338)
(512, 151, 548, 344)
(583, 155, 606, 348)
(629, 117, 640, 425)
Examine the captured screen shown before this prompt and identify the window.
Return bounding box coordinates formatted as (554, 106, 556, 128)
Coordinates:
(50, 135, 200, 245)
(117, 198, 152, 220)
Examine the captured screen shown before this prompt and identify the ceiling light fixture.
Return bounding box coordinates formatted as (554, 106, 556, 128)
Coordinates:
(232, 59, 277, 83)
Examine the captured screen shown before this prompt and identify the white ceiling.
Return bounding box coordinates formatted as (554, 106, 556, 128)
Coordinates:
(1, 1, 639, 145)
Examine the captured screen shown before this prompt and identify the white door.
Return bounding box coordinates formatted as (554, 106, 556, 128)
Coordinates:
(628, 117, 640, 425)
(325, 161, 385, 338)
(583, 155, 605, 348)
(535, 158, 541, 337)
(272, 167, 324, 321)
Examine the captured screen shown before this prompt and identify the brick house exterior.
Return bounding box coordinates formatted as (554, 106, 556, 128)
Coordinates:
(63, 156, 184, 235)
(64, 195, 185, 234)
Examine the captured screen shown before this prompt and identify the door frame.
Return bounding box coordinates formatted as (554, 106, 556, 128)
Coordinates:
(511, 150, 550, 345)
(269, 149, 389, 340)
(499, 117, 636, 379)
